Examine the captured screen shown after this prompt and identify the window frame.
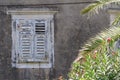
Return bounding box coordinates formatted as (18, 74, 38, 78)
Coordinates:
(8, 10, 57, 68)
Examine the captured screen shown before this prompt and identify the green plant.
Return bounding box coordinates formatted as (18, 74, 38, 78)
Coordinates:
(81, 0, 120, 26)
(69, 1, 120, 79)
(69, 27, 120, 80)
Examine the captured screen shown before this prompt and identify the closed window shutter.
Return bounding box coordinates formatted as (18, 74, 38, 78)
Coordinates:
(15, 19, 49, 62)
(17, 20, 33, 62)
(11, 13, 55, 68)
(34, 21, 48, 62)
(19, 34, 32, 60)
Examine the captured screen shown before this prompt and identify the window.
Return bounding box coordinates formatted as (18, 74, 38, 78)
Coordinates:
(8, 10, 57, 68)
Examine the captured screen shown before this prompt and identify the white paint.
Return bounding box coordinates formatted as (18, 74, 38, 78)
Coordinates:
(8, 9, 56, 68)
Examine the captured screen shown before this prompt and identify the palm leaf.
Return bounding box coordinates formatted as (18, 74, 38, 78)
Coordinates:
(112, 15, 120, 26)
(81, 0, 120, 15)
(79, 27, 120, 55)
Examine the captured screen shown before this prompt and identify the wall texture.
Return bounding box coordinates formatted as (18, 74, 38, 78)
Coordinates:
(54, 4, 110, 79)
(0, 0, 96, 5)
(0, 0, 110, 80)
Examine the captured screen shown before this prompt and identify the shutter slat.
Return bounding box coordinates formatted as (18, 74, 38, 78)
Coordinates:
(16, 19, 49, 62)
(17, 20, 33, 61)
(20, 34, 32, 60)
(34, 22, 47, 61)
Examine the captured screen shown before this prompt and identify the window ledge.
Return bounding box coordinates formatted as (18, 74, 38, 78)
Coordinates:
(7, 8, 58, 15)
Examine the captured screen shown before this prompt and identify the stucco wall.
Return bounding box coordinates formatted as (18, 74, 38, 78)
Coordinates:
(54, 4, 110, 78)
(0, 1, 110, 80)
(0, 0, 96, 5)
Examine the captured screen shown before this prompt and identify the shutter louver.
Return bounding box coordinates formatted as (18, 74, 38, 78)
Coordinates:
(16, 19, 49, 62)
(11, 14, 55, 68)
(34, 22, 47, 62)
(17, 20, 33, 62)
(20, 35, 32, 60)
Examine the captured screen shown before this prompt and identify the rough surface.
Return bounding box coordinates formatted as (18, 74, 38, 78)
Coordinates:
(54, 4, 110, 78)
(0, 1, 110, 80)
(0, 0, 96, 5)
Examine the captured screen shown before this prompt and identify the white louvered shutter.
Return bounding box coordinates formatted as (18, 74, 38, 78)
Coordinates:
(16, 19, 49, 63)
(34, 21, 48, 62)
(16, 19, 33, 62)
(11, 13, 55, 68)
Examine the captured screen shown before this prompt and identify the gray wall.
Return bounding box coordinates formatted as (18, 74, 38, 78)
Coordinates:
(0, 0, 110, 80)
(0, 0, 96, 5)
(54, 4, 110, 78)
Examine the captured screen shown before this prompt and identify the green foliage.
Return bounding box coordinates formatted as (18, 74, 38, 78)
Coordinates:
(69, 27, 120, 80)
(80, 27, 120, 55)
(81, 2, 102, 15)
(112, 15, 120, 26)
(69, 1, 120, 80)
(70, 53, 120, 80)
(81, 0, 120, 30)
(81, 0, 120, 16)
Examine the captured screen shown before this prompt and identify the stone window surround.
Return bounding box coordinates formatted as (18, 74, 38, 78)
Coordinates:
(7, 8, 57, 68)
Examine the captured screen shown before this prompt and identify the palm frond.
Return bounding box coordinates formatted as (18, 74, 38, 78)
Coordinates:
(81, 2, 102, 14)
(81, 0, 120, 15)
(79, 27, 120, 55)
(112, 15, 120, 26)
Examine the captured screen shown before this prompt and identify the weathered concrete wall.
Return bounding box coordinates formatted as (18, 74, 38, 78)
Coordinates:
(0, 0, 96, 5)
(54, 4, 110, 78)
(0, 8, 16, 80)
(0, 0, 110, 80)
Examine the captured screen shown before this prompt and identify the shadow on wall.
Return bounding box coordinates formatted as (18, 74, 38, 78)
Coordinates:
(0, 11, 19, 80)
(0, 7, 110, 80)
(54, 9, 110, 79)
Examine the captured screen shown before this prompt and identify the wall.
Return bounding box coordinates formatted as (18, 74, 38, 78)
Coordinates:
(0, 0, 110, 80)
(0, 0, 96, 5)
(54, 4, 110, 78)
